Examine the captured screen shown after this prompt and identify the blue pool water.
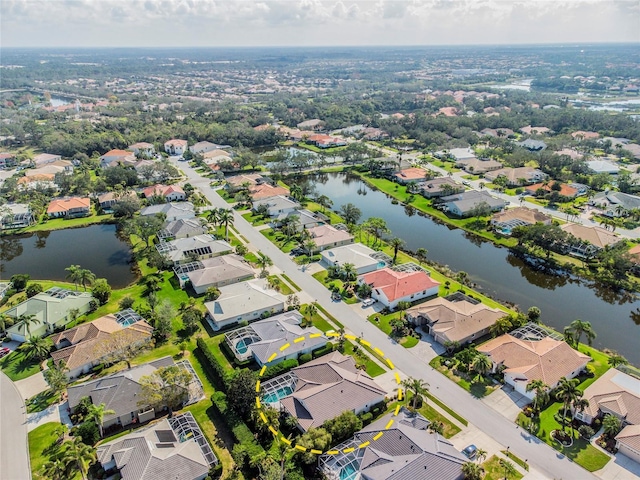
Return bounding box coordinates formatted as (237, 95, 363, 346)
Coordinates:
(377, 261, 386, 267)
(340, 464, 358, 480)
(118, 318, 138, 327)
(263, 386, 294, 404)
(235, 339, 251, 354)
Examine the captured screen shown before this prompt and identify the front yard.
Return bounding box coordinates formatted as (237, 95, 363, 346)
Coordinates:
(429, 355, 499, 398)
(367, 311, 421, 348)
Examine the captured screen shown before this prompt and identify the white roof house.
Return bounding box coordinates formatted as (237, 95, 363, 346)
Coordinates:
(204, 279, 286, 330)
(320, 243, 383, 275)
(252, 195, 300, 218)
(587, 160, 620, 175)
(180, 254, 255, 293)
(140, 202, 195, 221)
(156, 235, 233, 265)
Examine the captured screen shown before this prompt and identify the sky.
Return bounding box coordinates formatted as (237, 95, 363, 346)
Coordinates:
(1, 0, 639, 48)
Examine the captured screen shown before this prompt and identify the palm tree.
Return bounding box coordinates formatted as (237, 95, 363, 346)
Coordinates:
(571, 398, 590, 437)
(602, 413, 622, 438)
(389, 237, 405, 264)
(290, 184, 303, 202)
(471, 353, 493, 381)
(555, 377, 581, 433)
(206, 208, 219, 228)
(341, 263, 357, 282)
(14, 313, 41, 338)
(59, 437, 96, 480)
(415, 247, 428, 266)
(305, 303, 318, 326)
(401, 377, 429, 409)
(217, 208, 234, 241)
(85, 402, 116, 437)
(316, 195, 333, 213)
(499, 458, 517, 480)
(461, 461, 484, 480)
(476, 448, 488, 464)
(65, 264, 82, 290)
(566, 319, 596, 349)
(40, 458, 69, 480)
(256, 251, 273, 276)
(303, 239, 317, 256)
(20, 336, 51, 361)
(525, 380, 549, 413)
(77, 268, 96, 291)
(0, 313, 14, 331)
(608, 353, 628, 368)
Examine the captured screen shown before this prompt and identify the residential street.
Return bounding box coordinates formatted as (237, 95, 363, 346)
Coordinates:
(0, 372, 31, 480)
(174, 159, 602, 480)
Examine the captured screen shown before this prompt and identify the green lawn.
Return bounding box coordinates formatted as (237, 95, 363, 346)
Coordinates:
(367, 311, 421, 348)
(312, 270, 358, 304)
(241, 211, 270, 226)
(280, 273, 301, 292)
(0, 349, 42, 381)
(260, 228, 298, 253)
(29, 422, 80, 480)
(482, 455, 524, 480)
(8, 211, 114, 235)
(26, 389, 61, 414)
(268, 275, 293, 295)
(341, 340, 385, 377)
(429, 356, 498, 398)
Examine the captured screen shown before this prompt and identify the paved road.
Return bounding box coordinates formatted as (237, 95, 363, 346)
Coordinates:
(174, 160, 599, 480)
(0, 372, 31, 480)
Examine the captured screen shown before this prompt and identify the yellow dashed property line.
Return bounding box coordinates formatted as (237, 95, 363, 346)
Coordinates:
(254, 332, 399, 456)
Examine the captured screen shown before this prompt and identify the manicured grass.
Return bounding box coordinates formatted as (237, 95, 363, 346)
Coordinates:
(341, 341, 385, 377)
(425, 391, 469, 426)
(301, 304, 334, 333)
(268, 275, 293, 295)
(203, 335, 237, 374)
(429, 356, 498, 398)
(367, 311, 421, 348)
(0, 349, 42, 381)
(241, 212, 270, 226)
(315, 304, 344, 329)
(280, 273, 301, 292)
(260, 228, 298, 253)
(501, 450, 529, 471)
(312, 270, 358, 304)
(29, 422, 81, 480)
(8, 212, 114, 235)
(419, 403, 461, 438)
(482, 455, 524, 480)
(26, 389, 61, 414)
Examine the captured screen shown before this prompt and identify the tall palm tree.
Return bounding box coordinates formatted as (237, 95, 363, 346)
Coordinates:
(555, 377, 581, 433)
(602, 413, 622, 438)
(206, 208, 219, 228)
(77, 268, 96, 291)
(566, 319, 596, 349)
(65, 264, 82, 290)
(40, 458, 69, 480)
(341, 263, 357, 282)
(461, 461, 484, 480)
(415, 247, 428, 266)
(20, 336, 51, 361)
(85, 403, 116, 437)
(217, 208, 234, 241)
(15, 313, 41, 338)
(608, 353, 628, 368)
(290, 184, 303, 202)
(571, 397, 590, 437)
(389, 237, 405, 264)
(499, 458, 517, 480)
(59, 437, 96, 480)
(525, 380, 549, 413)
(316, 195, 333, 213)
(256, 251, 273, 276)
(471, 354, 493, 381)
(401, 377, 429, 409)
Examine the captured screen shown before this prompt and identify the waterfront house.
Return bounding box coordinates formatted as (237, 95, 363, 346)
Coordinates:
(96, 412, 215, 480)
(176, 254, 255, 293)
(51, 311, 153, 378)
(156, 234, 233, 265)
(440, 190, 506, 217)
(393, 167, 428, 184)
(1, 203, 34, 229)
(252, 195, 300, 218)
(97, 191, 138, 211)
(47, 196, 91, 218)
(560, 224, 621, 257)
(491, 207, 552, 235)
(319, 407, 466, 480)
(279, 352, 386, 432)
(307, 224, 354, 253)
(224, 310, 327, 366)
(478, 334, 589, 400)
(142, 184, 186, 202)
(225, 173, 265, 192)
(140, 202, 195, 221)
(484, 167, 547, 186)
(320, 243, 382, 275)
(204, 278, 286, 330)
(419, 177, 464, 198)
(5, 288, 94, 343)
(164, 139, 188, 156)
(157, 218, 207, 241)
(406, 293, 504, 346)
(249, 183, 289, 201)
(358, 267, 440, 310)
(276, 208, 328, 231)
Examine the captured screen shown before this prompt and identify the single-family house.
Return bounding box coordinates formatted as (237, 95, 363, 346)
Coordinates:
(445, 147, 476, 161)
(276, 209, 328, 230)
(252, 195, 300, 218)
(572, 131, 600, 140)
(50, 311, 153, 378)
(157, 235, 233, 265)
(1, 203, 34, 229)
(164, 139, 188, 156)
(478, 334, 589, 400)
(616, 426, 640, 464)
(176, 254, 255, 293)
(358, 268, 440, 310)
(406, 293, 504, 346)
(589, 191, 640, 217)
(419, 177, 464, 198)
(517, 139, 547, 152)
(32, 153, 62, 167)
(393, 167, 428, 184)
(25, 160, 74, 178)
(455, 157, 503, 174)
(525, 182, 578, 199)
(140, 202, 195, 221)
(202, 149, 233, 163)
(47, 196, 91, 218)
(142, 184, 186, 202)
(560, 224, 621, 257)
(225, 173, 265, 192)
(307, 224, 354, 253)
(320, 243, 383, 275)
(520, 126, 550, 135)
(204, 279, 286, 330)
(587, 160, 620, 175)
(320, 407, 466, 480)
(0, 153, 17, 170)
(96, 412, 216, 480)
(484, 167, 547, 186)
(278, 352, 386, 432)
(224, 310, 327, 366)
(249, 183, 289, 201)
(17, 173, 57, 190)
(190, 141, 220, 155)
(97, 191, 138, 211)
(99, 149, 137, 169)
(127, 142, 155, 156)
(158, 218, 207, 241)
(297, 119, 324, 130)
(440, 190, 506, 217)
(5, 288, 94, 342)
(491, 207, 552, 234)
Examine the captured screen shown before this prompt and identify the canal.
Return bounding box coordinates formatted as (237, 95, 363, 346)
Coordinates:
(1, 224, 136, 289)
(293, 172, 640, 366)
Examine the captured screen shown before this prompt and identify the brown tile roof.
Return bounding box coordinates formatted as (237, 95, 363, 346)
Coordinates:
(50, 315, 121, 346)
(560, 224, 620, 249)
(581, 368, 640, 424)
(142, 184, 184, 198)
(616, 425, 640, 452)
(307, 224, 354, 248)
(249, 183, 289, 200)
(526, 182, 578, 198)
(478, 335, 589, 388)
(394, 167, 428, 181)
(360, 268, 440, 303)
(47, 197, 91, 214)
(491, 207, 552, 226)
(280, 352, 386, 431)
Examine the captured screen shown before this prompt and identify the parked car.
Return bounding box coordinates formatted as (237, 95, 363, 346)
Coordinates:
(463, 444, 477, 459)
(331, 292, 342, 301)
(462, 180, 471, 186)
(0, 347, 12, 359)
(362, 298, 376, 307)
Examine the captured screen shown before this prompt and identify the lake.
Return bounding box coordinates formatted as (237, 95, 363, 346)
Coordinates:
(1, 224, 136, 289)
(292, 172, 640, 365)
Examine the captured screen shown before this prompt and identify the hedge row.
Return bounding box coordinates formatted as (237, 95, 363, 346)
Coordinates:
(261, 358, 298, 381)
(312, 342, 335, 359)
(196, 338, 229, 391)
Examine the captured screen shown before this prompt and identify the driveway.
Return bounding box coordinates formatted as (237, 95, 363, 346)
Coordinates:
(594, 451, 640, 480)
(15, 371, 48, 401)
(0, 372, 30, 480)
(482, 385, 530, 421)
(27, 400, 73, 432)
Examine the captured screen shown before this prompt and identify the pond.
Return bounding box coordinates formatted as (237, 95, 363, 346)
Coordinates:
(1, 224, 136, 289)
(291, 172, 640, 366)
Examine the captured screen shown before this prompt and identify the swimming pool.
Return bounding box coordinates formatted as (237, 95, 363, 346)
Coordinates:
(377, 261, 387, 268)
(263, 385, 294, 404)
(235, 338, 254, 354)
(340, 464, 358, 480)
(119, 318, 138, 327)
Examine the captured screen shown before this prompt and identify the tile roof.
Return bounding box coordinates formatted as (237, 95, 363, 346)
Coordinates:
(140, 202, 195, 220)
(280, 352, 386, 431)
(204, 279, 286, 325)
(101, 149, 133, 158)
(159, 218, 207, 239)
(187, 254, 254, 288)
(560, 224, 620, 249)
(491, 207, 552, 226)
(478, 335, 589, 388)
(50, 314, 121, 346)
(616, 425, 640, 453)
(525, 182, 578, 197)
(320, 243, 379, 271)
(47, 197, 91, 214)
(581, 368, 640, 424)
(394, 167, 428, 181)
(164, 139, 188, 146)
(142, 184, 185, 198)
(307, 224, 354, 248)
(249, 183, 289, 200)
(360, 268, 440, 303)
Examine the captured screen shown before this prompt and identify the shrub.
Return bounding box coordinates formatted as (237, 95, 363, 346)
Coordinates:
(515, 187, 524, 195)
(299, 353, 312, 364)
(73, 421, 100, 445)
(262, 359, 298, 380)
(196, 338, 229, 391)
(579, 425, 595, 440)
(360, 412, 373, 425)
(26, 283, 43, 298)
(312, 342, 335, 359)
(119, 296, 135, 310)
(10, 274, 30, 291)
